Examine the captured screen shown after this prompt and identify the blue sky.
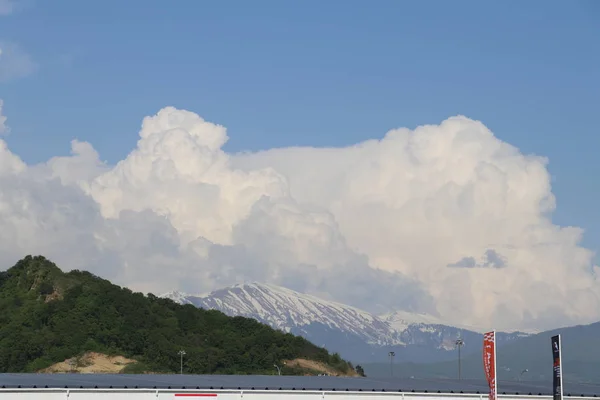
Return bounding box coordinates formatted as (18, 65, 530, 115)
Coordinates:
(1, 0, 599, 260)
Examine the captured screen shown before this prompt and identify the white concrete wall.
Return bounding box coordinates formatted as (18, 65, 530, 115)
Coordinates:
(0, 389, 593, 400)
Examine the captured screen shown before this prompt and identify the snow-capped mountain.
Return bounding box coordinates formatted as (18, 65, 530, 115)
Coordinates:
(160, 290, 194, 305)
(380, 310, 486, 334)
(170, 282, 403, 346)
(160, 282, 529, 363)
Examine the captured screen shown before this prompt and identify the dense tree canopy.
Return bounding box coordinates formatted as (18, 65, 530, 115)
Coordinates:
(0, 256, 353, 375)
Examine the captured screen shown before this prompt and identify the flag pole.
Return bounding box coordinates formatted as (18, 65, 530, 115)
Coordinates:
(552, 334, 564, 400)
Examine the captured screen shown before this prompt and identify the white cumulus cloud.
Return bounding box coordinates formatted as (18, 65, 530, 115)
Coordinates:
(0, 105, 598, 332)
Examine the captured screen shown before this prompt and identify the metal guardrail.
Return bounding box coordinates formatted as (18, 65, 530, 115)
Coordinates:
(0, 388, 597, 400)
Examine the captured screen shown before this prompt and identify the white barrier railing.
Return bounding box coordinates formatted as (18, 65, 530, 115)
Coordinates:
(0, 389, 595, 400)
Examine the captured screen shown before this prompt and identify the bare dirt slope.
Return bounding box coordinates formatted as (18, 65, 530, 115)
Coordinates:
(285, 358, 359, 377)
(39, 353, 353, 376)
(39, 352, 136, 373)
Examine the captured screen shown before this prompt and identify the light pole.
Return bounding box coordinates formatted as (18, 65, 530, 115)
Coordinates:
(178, 350, 186, 375)
(274, 364, 281, 376)
(519, 368, 529, 381)
(455, 338, 464, 380)
(388, 351, 395, 377)
(68, 358, 76, 373)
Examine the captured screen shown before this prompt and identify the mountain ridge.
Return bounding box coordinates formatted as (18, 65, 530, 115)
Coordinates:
(162, 282, 529, 363)
(363, 321, 600, 383)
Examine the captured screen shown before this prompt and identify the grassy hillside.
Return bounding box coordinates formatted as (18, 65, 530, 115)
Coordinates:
(363, 322, 600, 383)
(0, 255, 355, 375)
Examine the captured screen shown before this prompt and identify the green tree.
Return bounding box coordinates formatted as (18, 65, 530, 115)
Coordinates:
(355, 364, 366, 377)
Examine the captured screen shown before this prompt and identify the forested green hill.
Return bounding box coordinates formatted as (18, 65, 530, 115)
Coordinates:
(0, 255, 354, 375)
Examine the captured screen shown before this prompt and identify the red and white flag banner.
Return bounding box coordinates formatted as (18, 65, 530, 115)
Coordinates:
(483, 331, 497, 400)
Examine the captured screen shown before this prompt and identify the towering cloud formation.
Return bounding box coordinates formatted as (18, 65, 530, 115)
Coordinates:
(0, 106, 598, 332)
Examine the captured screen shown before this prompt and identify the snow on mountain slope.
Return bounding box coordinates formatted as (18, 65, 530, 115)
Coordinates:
(161, 282, 530, 362)
(172, 282, 403, 346)
(380, 310, 447, 331)
(159, 290, 194, 305)
(381, 310, 485, 334)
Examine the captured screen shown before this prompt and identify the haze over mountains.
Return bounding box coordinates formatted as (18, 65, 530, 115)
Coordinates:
(362, 321, 600, 383)
(162, 282, 529, 363)
(162, 282, 600, 383)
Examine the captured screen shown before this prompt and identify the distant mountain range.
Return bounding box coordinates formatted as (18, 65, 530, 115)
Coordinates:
(363, 321, 600, 384)
(161, 282, 529, 363)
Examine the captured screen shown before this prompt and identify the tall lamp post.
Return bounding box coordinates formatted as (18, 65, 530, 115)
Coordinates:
(274, 364, 281, 376)
(388, 351, 395, 377)
(455, 338, 464, 380)
(519, 368, 529, 381)
(178, 350, 186, 375)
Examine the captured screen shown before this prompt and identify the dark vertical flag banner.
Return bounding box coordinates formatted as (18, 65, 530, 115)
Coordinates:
(552, 334, 563, 400)
(483, 331, 497, 400)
